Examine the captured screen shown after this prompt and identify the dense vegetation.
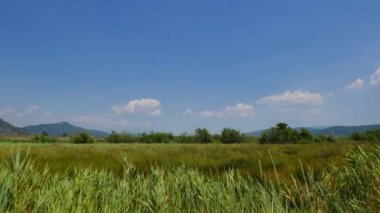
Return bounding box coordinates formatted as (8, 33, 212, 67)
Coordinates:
(1, 123, 376, 145)
(104, 128, 251, 144)
(351, 128, 380, 142)
(0, 142, 355, 178)
(103, 123, 342, 144)
(70, 132, 95, 144)
(0, 146, 379, 212)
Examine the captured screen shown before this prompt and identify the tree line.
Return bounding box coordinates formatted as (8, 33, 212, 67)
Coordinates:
(103, 123, 337, 144)
(106, 128, 253, 144)
(29, 122, 380, 144)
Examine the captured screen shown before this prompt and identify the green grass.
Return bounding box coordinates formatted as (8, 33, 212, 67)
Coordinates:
(0, 142, 368, 181)
(0, 144, 379, 212)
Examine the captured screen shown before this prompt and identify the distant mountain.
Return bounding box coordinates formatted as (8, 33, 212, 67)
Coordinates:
(248, 124, 380, 137)
(0, 118, 27, 136)
(23, 122, 109, 138)
(310, 124, 380, 136)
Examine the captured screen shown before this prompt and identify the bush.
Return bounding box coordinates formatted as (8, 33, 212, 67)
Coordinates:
(106, 131, 136, 143)
(30, 134, 57, 143)
(176, 133, 195, 144)
(260, 123, 296, 144)
(139, 132, 174, 144)
(220, 128, 243, 143)
(260, 123, 314, 144)
(314, 135, 327, 143)
(351, 129, 380, 142)
(326, 135, 336, 142)
(194, 128, 213, 143)
(70, 132, 94, 144)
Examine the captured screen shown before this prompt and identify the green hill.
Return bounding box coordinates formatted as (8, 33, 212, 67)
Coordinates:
(248, 124, 380, 137)
(22, 122, 109, 138)
(0, 118, 27, 136)
(311, 125, 380, 136)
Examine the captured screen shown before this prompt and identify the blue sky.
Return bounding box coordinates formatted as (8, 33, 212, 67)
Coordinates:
(1, 0, 380, 133)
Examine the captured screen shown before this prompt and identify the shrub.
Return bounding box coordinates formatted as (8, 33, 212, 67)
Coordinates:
(106, 131, 136, 143)
(139, 132, 174, 144)
(299, 128, 313, 140)
(221, 128, 243, 143)
(30, 134, 57, 143)
(70, 132, 94, 144)
(260, 123, 314, 144)
(260, 123, 296, 144)
(314, 135, 327, 143)
(194, 128, 213, 143)
(351, 129, 380, 142)
(326, 135, 336, 142)
(176, 133, 195, 144)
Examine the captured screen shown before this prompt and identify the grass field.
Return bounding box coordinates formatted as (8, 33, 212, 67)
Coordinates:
(0, 142, 379, 212)
(0, 141, 368, 180)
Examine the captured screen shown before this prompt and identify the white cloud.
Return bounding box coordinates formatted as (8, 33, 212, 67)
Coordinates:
(185, 103, 254, 118)
(280, 107, 323, 116)
(111, 98, 162, 116)
(72, 115, 131, 128)
(43, 111, 53, 116)
(370, 67, 380, 86)
(257, 90, 324, 106)
(345, 78, 365, 90)
(0, 107, 16, 116)
(183, 109, 193, 116)
(17, 105, 39, 116)
(223, 103, 255, 117)
(25, 105, 39, 114)
(199, 110, 220, 117)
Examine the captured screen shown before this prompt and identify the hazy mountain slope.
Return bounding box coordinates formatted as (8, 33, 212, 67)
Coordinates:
(311, 125, 380, 136)
(248, 124, 380, 137)
(23, 122, 109, 138)
(0, 118, 27, 136)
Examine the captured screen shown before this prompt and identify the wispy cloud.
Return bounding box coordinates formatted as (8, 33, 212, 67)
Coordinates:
(0, 107, 16, 117)
(7, 105, 40, 117)
(257, 90, 324, 106)
(184, 103, 254, 118)
(111, 98, 162, 116)
(71, 115, 131, 128)
(280, 107, 324, 116)
(345, 78, 365, 90)
(43, 111, 53, 116)
(370, 67, 380, 86)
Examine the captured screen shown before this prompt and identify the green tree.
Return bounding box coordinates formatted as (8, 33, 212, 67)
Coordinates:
(176, 133, 194, 144)
(30, 134, 57, 143)
(260, 123, 306, 144)
(299, 128, 313, 141)
(194, 128, 213, 143)
(220, 128, 243, 144)
(70, 132, 94, 144)
(106, 131, 136, 143)
(139, 132, 174, 143)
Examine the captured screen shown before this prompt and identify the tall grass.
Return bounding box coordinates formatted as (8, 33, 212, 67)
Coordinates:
(0, 146, 379, 212)
(0, 143, 353, 179)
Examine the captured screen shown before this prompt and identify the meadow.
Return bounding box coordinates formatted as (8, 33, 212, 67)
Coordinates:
(0, 141, 379, 212)
(0, 141, 359, 179)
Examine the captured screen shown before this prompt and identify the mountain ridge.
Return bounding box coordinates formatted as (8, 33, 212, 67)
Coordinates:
(0, 118, 27, 136)
(248, 124, 380, 137)
(22, 122, 109, 138)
